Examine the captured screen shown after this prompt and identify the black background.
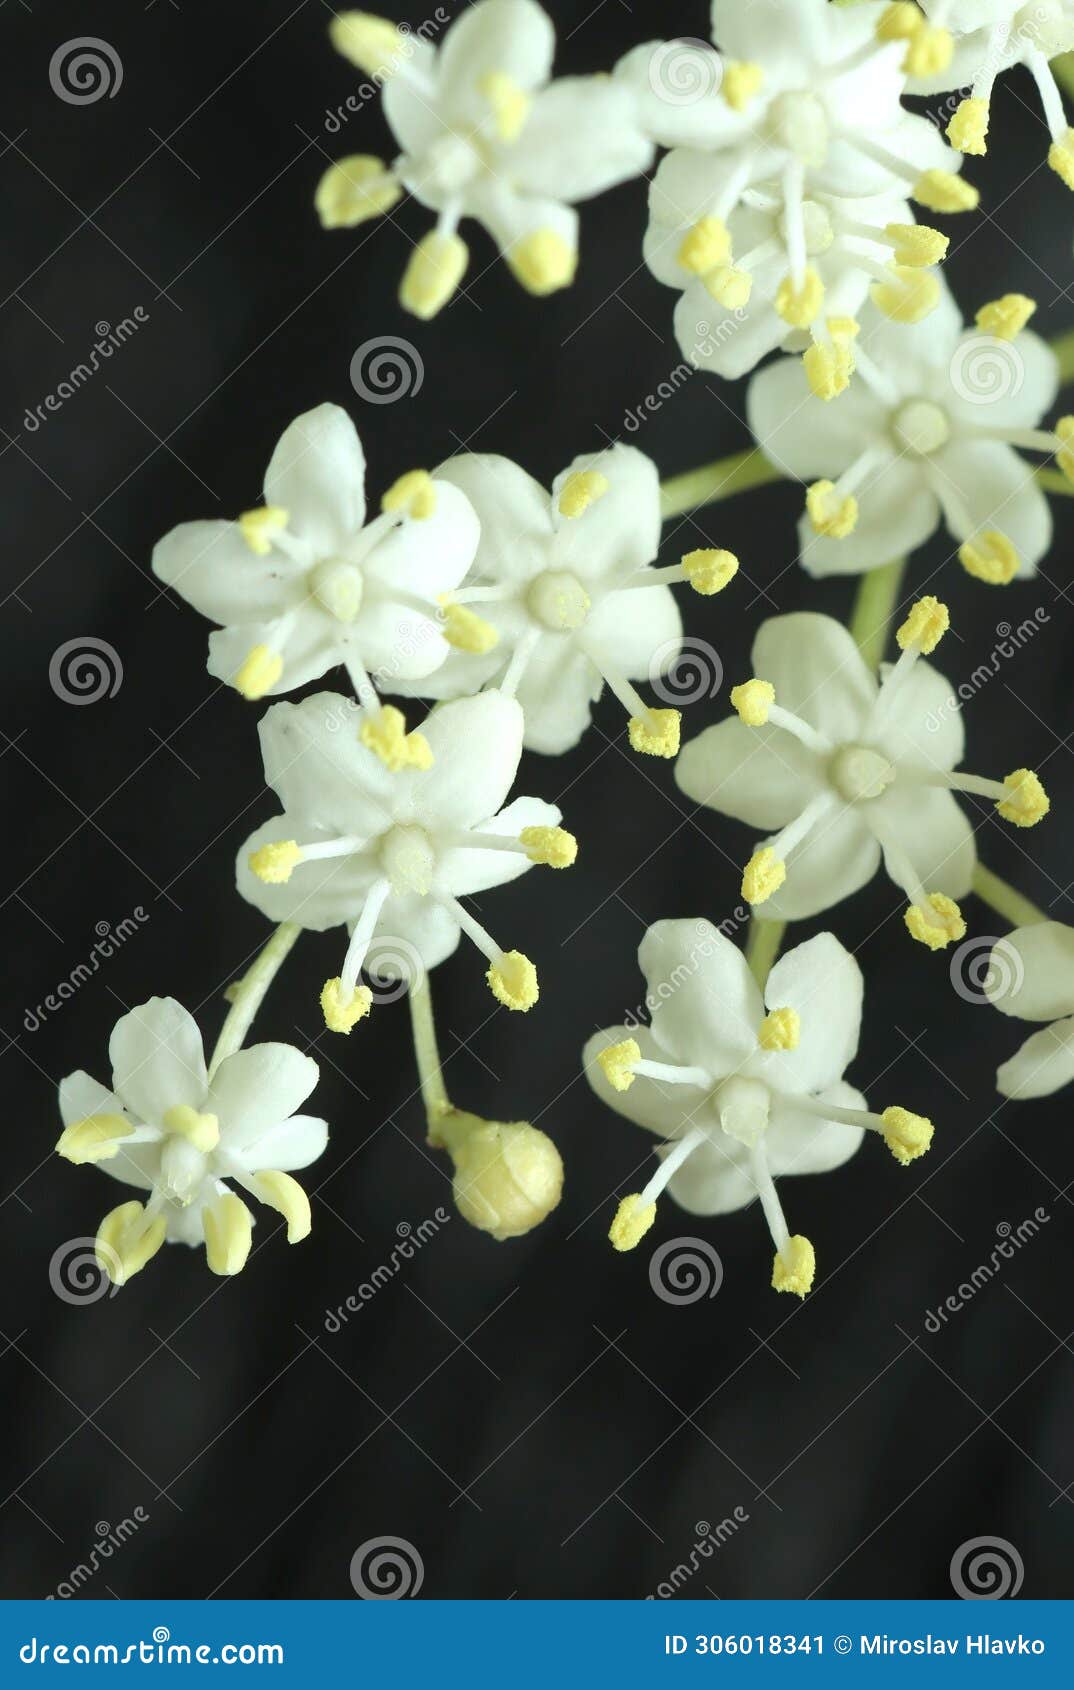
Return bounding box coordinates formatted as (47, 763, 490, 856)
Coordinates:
(3, 0, 1073, 1601)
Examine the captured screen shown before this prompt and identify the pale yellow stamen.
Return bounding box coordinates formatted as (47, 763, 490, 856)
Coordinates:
(382, 468, 436, 520)
(771, 1234, 815, 1298)
(507, 228, 576, 295)
(677, 216, 731, 277)
(162, 1105, 220, 1154)
(628, 709, 680, 758)
(478, 70, 531, 142)
(776, 266, 824, 330)
(56, 1113, 132, 1166)
(254, 1170, 311, 1244)
(881, 1106, 934, 1166)
(250, 840, 302, 885)
(234, 644, 283, 701)
(314, 156, 401, 228)
(597, 1038, 641, 1093)
(321, 977, 374, 1034)
(329, 12, 405, 78)
(731, 678, 774, 727)
(400, 231, 469, 320)
(871, 263, 940, 324)
(1048, 128, 1074, 191)
(806, 479, 858, 539)
(905, 893, 965, 951)
(912, 170, 979, 215)
(520, 825, 577, 868)
(439, 601, 499, 654)
(609, 1193, 657, 1252)
(558, 469, 609, 519)
(487, 950, 539, 1011)
(359, 704, 433, 771)
(681, 548, 738, 595)
(722, 60, 763, 112)
(758, 1007, 800, 1053)
(887, 223, 949, 268)
(705, 265, 752, 309)
(743, 847, 786, 906)
(959, 531, 1019, 586)
(96, 1200, 167, 1287)
(896, 595, 948, 654)
(997, 769, 1049, 828)
(902, 25, 952, 78)
(203, 1193, 253, 1276)
(1056, 416, 1074, 484)
(948, 97, 990, 157)
(238, 506, 289, 556)
(876, 3, 920, 41)
(975, 294, 1036, 341)
(803, 336, 855, 402)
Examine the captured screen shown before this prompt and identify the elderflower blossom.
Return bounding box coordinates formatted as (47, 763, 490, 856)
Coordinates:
(398, 444, 737, 756)
(984, 922, 1074, 1098)
(675, 604, 1050, 947)
(238, 690, 575, 1031)
(56, 999, 328, 1285)
(748, 281, 1068, 580)
(585, 921, 936, 1296)
(316, 0, 653, 317)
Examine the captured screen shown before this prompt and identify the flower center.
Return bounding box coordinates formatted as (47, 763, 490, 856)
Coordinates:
(415, 133, 481, 197)
(782, 198, 834, 255)
(768, 92, 829, 167)
(309, 557, 363, 622)
(715, 1074, 770, 1148)
(829, 743, 896, 803)
(526, 569, 591, 632)
(892, 399, 951, 457)
(380, 824, 436, 895)
(1022, 1, 1068, 55)
(159, 1135, 208, 1206)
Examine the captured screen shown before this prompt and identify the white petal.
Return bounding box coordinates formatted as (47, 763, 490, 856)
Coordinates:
(583, 1024, 711, 1139)
(399, 692, 524, 828)
(374, 893, 461, 976)
(667, 1132, 756, 1217)
(439, 795, 560, 895)
(615, 43, 741, 151)
(586, 583, 682, 681)
(59, 1070, 128, 1129)
(511, 78, 653, 201)
(363, 479, 480, 599)
(756, 933, 863, 1095)
(209, 1043, 319, 1152)
(551, 444, 661, 579)
(747, 357, 887, 481)
(240, 1115, 329, 1174)
(152, 521, 301, 625)
(676, 281, 787, 382)
(435, 452, 553, 584)
(946, 331, 1059, 433)
(468, 179, 577, 270)
(383, 40, 447, 155)
(873, 786, 976, 899)
(765, 1079, 867, 1178)
(751, 612, 876, 739)
(207, 613, 339, 698)
(263, 404, 366, 554)
(640, 918, 762, 1073)
(932, 440, 1052, 576)
(985, 924, 1074, 1022)
(109, 998, 207, 1125)
(514, 639, 600, 755)
(876, 656, 965, 775)
(857, 287, 965, 389)
(258, 693, 394, 832)
(439, 0, 555, 113)
(997, 1019, 1074, 1100)
(648, 146, 742, 231)
(760, 805, 882, 922)
(713, 0, 828, 72)
(676, 716, 823, 831)
(798, 464, 941, 578)
(236, 816, 373, 931)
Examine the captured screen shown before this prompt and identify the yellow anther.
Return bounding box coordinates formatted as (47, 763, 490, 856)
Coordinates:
(705, 265, 752, 309)
(597, 1038, 641, 1093)
(886, 222, 949, 268)
(558, 469, 609, 520)
(677, 216, 731, 276)
(254, 1170, 312, 1244)
(520, 825, 578, 868)
(437, 601, 499, 654)
(905, 893, 966, 951)
(400, 231, 469, 320)
(507, 228, 576, 295)
(628, 709, 681, 758)
(803, 339, 854, 402)
(1048, 128, 1074, 191)
(162, 1105, 220, 1154)
(314, 156, 401, 229)
(321, 977, 374, 1034)
(976, 293, 1036, 341)
(722, 60, 763, 112)
(771, 1235, 815, 1298)
(329, 12, 405, 77)
(478, 70, 531, 142)
(775, 267, 824, 330)
(959, 531, 1019, 586)
(870, 263, 940, 324)
(359, 704, 434, 771)
(234, 644, 283, 701)
(743, 847, 786, 906)
(203, 1192, 253, 1277)
(896, 595, 948, 654)
(731, 678, 774, 727)
(902, 25, 952, 77)
(876, 3, 921, 42)
(487, 950, 539, 1012)
(881, 1106, 934, 1166)
(806, 480, 858, 539)
(238, 506, 289, 556)
(997, 768, 1049, 828)
(758, 1007, 800, 1052)
(250, 839, 302, 885)
(382, 468, 436, 520)
(56, 1113, 132, 1165)
(96, 1200, 167, 1288)
(609, 1193, 657, 1252)
(948, 97, 990, 157)
(681, 548, 738, 595)
(912, 169, 979, 214)
(1056, 416, 1074, 484)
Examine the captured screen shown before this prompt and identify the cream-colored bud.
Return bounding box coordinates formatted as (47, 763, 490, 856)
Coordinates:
(448, 1118, 563, 1241)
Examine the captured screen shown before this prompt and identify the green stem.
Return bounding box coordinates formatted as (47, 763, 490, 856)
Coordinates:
(208, 921, 301, 1077)
(1053, 51, 1074, 109)
(746, 917, 786, 989)
(408, 970, 450, 1125)
(972, 864, 1048, 931)
(660, 448, 781, 521)
(1053, 326, 1074, 386)
(848, 558, 907, 671)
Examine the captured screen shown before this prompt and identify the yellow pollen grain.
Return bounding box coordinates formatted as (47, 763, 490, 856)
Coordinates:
(520, 825, 578, 868)
(896, 595, 949, 654)
(912, 169, 979, 214)
(731, 678, 774, 727)
(400, 231, 469, 320)
(628, 709, 680, 758)
(959, 531, 1019, 585)
(807, 480, 858, 539)
(329, 13, 405, 78)
(440, 602, 499, 654)
(238, 506, 289, 556)
(871, 263, 940, 324)
(997, 769, 1049, 828)
(487, 950, 539, 1012)
(881, 1106, 934, 1166)
(597, 1038, 641, 1093)
(382, 468, 436, 520)
(772, 1235, 815, 1297)
(234, 644, 283, 701)
(677, 216, 731, 277)
(776, 267, 824, 330)
(360, 705, 433, 772)
(722, 60, 763, 112)
(948, 96, 990, 157)
(682, 548, 738, 595)
(256, 1170, 312, 1244)
(162, 1105, 220, 1154)
(558, 469, 609, 520)
(609, 1193, 657, 1252)
(56, 1113, 132, 1165)
(321, 977, 373, 1034)
(905, 893, 965, 951)
(203, 1192, 253, 1277)
(478, 70, 531, 142)
(976, 293, 1036, 341)
(758, 1007, 800, 1052)
(314, 156, 401, 229)
(250, 839, 302, 885)
(508, 228, 576, 295)
(743, 847, 786, 906)
(1048, 129, 1074, 191)
(887, 222, 949, 268)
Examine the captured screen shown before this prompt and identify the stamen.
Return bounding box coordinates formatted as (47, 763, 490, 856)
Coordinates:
(722, 61, 763, 112)
(162, 1105, 220, 1154)
(239, 506, 290, 556)
(321, 978, 373, 1034)
(520, 825, 577, 867)
(743, 846, 787, 906)
(202, 1191, 254, 1276)
(507, 229, 576, 296)
(400, 231, 469, 319)
(382, 469, 436, 520)
(359, 704, 434, 771)
(758, 1007, 800, 1052)
(56, 1113, 136, 1165)
(872, 594, 948, 725)
(249, 840, 303, 884)
(905, 893, 965, 951)
(609, 1192, 657, 1252)
(440, 601, 499, 654)
(803, 318, 858, 401)
(976, 294, 1036, 340)
(730, 678, 832, 753)
(778, 1089, 935, 1167)
(315, 156, 402, 228)
(597, 1038, 641, 1092)
(911, 169, 979, 214)
(996, 768, 1050, 828)
(96, 1199, 167, 1287)
(1027, 45, 1073, 146)
(883, 222, 949, 268)
(499, 625, 541, 698)
(959, 531, 1019, 585)
(340, 877, 391, 999)
(677, 217, 732, 277)
(437, 893, 539, 1010)
(681, 548, 739, 595)
(558, 470, 609, 519)
(234, 644, 283, 701)
(948, 98, 990, 157)
(870, 262, 940, 324)
(576, 636, 680, 756)
(478, 70, 531, 142)
(772, 1234, 815, 1297)
(248, 1170, 312, 1243)
(329, 13, 406, 78)
(776, 265, 824, 329)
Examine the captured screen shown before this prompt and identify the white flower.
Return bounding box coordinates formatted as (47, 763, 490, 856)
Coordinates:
(56, 998, 328, 1285)
(675, 603, 1050, 943)
(397, 444, 734, 757)
(985, 922, 1074, 1098)
(316, 1, 653, 317)
(584, 918, 936, 1295)
(748, 281, 1069, 580)
(152, 404, 480, 748)
(917, 1, 1074, 185)
(238, 689, 575, 1030)
(619, 0, 970, 388)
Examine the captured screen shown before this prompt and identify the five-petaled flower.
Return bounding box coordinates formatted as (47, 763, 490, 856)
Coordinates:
(985, 921, 1074, 1098)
